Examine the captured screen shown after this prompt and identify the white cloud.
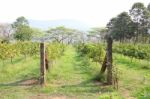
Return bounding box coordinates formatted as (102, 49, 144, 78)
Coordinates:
(0, 0, 149, 27)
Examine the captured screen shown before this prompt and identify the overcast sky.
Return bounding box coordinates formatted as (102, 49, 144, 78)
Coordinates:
(0, 0, 149, 27)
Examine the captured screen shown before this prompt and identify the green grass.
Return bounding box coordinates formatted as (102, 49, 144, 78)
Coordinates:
(0, 46, 150, 99)
(0, 56, 40, 99)
(40, 46, 121, 98)
(114, 54, 150, 99)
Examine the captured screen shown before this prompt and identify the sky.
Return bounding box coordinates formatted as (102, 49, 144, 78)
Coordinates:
(0, 0, 149, 27)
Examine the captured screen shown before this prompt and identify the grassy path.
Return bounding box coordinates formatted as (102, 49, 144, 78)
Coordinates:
(43, 46, 104, 98)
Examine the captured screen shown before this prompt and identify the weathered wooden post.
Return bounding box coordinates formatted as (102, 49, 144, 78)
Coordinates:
(100, 53, 107, 74)
(40, 43, 46, 85)
(107, 36, 113, 85)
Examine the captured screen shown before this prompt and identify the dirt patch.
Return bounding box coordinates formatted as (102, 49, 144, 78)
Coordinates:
(120, 88, 135, 99)
(29, 94, 75, 99)
(18, 79, 38, 86)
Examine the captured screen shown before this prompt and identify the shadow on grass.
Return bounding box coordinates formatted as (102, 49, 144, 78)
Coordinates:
(60, 79, 113, 93)
(63, 53, 111, 93)
(0, 77, 39, 86)
(73, 54, 97, 76)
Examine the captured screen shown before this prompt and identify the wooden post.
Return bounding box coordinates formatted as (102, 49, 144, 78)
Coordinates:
(107, 36, 113, 85)
(100, 53, 107, 74)
(40, 43, 46, 85)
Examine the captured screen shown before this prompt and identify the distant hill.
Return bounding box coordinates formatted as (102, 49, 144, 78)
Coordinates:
(29, 19, 91, 31)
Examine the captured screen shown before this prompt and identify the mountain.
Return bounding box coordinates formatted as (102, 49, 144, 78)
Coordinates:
(29, 19, 91, 31)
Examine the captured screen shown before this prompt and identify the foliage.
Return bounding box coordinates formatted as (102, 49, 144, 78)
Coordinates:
(13, 25, 34, 41)
(107, 12, 135, 42)
(12, 16, 34, 41)
(47, 26, 84, 44)
(88, 27, 108, 43)
(113, 43, 150, 60)
(0, 23, 13, 42)
(148, 3, 150, 11)
(0, 41, 65, 64)
(106, 2, 150, 43)
(46, 42, 66, 61)
(32, 28, 45, 38)
(12, 16, 29, 28)
(77, 43, 105, 63)
(16, 41, 39, 57)
(0, 42, 39, 62)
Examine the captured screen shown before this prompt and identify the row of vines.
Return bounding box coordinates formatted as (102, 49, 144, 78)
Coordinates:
(0, 42, 65, 64)
(76, 43, 150, 62)
(113, 43, 150, 60)
(76, 43, 105, 64)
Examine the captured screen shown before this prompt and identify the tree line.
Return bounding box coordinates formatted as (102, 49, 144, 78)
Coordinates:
(0, 2, 149, 44)
(107, 2, 150, 43)
(0, 16, 86, 44)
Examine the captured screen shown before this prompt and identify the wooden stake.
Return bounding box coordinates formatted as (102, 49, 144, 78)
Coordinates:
(107, 36, 113, 85)
(40, 43, 46, 85)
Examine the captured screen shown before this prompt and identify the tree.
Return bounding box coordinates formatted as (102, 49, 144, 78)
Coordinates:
(12, 16, 29, 28)
(12, 16, 33, 41)
(47, 26, 84, 44)
(32, 28, 45, 37)
(47, 26, 71, 43)
(147, 3, 150, 11)
(13, 25, 33, 41)
(130, 2, 150, 43)
(107, 12, 134, 42)
(88, 27, 108, 43)
(0, 23, 13, 43)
